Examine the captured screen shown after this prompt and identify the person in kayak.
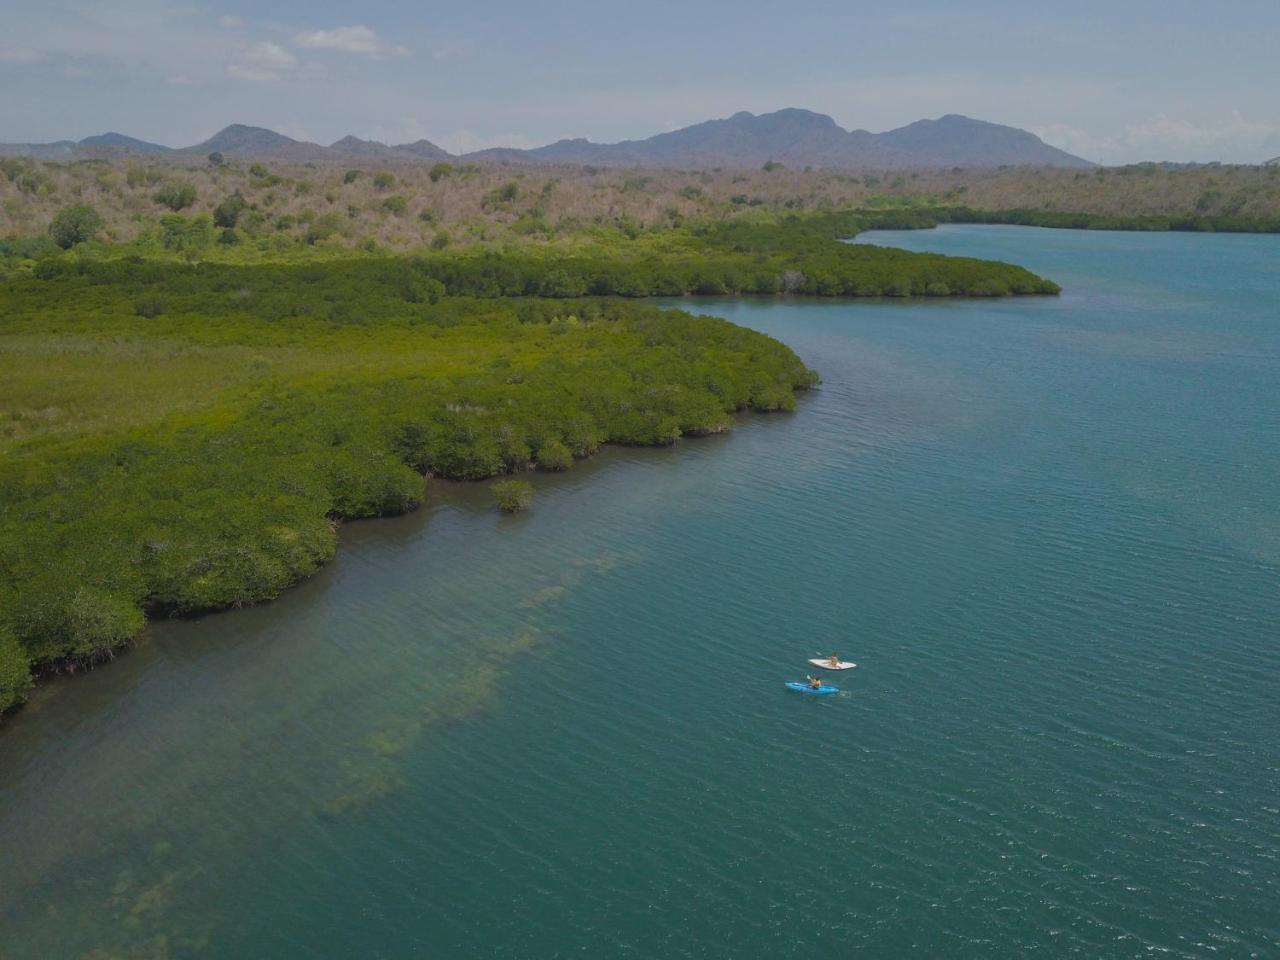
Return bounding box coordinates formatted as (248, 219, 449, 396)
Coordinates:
(827, 653, 840, 668)
(808, 676, 823, 690)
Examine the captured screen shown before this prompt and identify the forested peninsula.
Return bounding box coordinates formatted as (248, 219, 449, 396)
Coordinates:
(0, 278, 815, 711)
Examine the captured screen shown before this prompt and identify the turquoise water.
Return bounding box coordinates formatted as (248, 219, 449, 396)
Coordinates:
(2, 226, 1278, 958)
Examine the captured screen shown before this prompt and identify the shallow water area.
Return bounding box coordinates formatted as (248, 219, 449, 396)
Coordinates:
(2, 225, 1278, 958)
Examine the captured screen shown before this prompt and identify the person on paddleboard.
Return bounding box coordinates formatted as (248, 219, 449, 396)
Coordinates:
(827, 653, 840, 668)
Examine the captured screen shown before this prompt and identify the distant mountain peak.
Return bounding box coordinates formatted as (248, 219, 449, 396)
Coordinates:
(83, 131, 132, 143)
(199, 124, 299, 149)
(223, 123, 284, 135)
(877, 114, 1089, 167)
(0, 109, 1095, 168)
(476, 107, 1089, 169)
(391, 138, 451, 160)
(184, 124, 339, 161)
(327, 135, 400, 159)
(78, 132, 170, 153)
(331, 135, 381, 148)
(327, 135, 450, 162)
(772, 107, 836, 121)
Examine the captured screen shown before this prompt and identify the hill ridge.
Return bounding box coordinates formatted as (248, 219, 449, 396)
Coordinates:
(0, 110, 1094, 168)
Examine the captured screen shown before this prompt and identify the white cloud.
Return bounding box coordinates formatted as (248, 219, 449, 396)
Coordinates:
(227, 41, 296, 82)
(294, 25, 408, 58)
(225, 64, 268, 81)
(1126, 113, 1274, 154)
(0, 46, 46, 63)
(1033, 123, 1104, 160)
(1036, 113, 1280, 164)
(3, 1, 245, 82)
(216, 15, 244, 29)
(430, 43, 469, 62)
(436, 129, 541, 154)
(248, 41, 295, 68)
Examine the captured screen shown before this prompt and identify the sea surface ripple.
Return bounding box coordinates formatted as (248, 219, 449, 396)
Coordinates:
(1, 226, 1277, 959)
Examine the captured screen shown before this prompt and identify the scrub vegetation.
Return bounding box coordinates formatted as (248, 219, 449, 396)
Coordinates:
(4, 209, 1059, 297)
(492, 480, 534, 512)
(4, 154, 1280, 251)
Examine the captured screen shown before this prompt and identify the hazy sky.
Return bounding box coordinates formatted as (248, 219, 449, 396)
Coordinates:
(3, 0, 1278, 163)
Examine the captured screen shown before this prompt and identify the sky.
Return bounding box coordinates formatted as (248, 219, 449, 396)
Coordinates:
(2, 0, 1279, 164)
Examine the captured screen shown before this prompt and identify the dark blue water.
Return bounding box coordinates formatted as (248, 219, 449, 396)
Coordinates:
(1, 226, 1277, 958)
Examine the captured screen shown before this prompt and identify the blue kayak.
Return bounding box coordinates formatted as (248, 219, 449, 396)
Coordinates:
(785, 681, 840, 696)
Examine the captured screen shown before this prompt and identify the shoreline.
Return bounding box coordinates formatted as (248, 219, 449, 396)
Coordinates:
(853, 206, 1280, 236)
(1, 394, 812, 726)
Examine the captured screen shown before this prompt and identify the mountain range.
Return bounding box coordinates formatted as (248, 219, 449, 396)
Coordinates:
(0, 109, 1093, 169)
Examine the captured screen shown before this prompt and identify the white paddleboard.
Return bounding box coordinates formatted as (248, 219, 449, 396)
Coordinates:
(809, 658, 857, 671)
